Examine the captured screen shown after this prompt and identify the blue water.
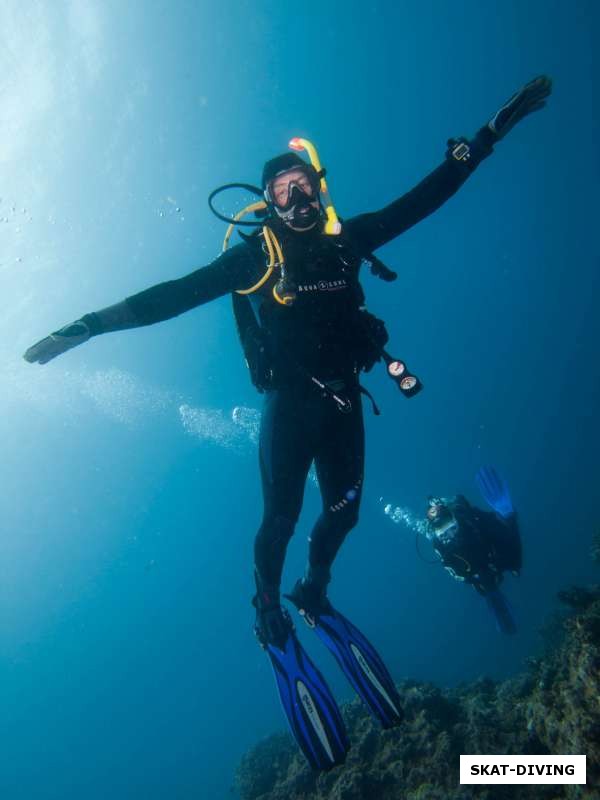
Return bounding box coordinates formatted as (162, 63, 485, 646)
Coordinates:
(2, 2, 599, 798)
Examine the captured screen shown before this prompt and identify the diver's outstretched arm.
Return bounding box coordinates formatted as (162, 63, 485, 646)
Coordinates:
(23, 245, 257, 365)
(346, 75, 552, 253)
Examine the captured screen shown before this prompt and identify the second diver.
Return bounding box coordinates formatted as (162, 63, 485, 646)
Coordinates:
(426, 466, 522, 635)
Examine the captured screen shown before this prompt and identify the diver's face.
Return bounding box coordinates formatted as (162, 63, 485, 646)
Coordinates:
(270, 167, 320, 231)
(427, 504, 444, 522)
(427, 502, 456, 538)
(271, 169, 315, 208)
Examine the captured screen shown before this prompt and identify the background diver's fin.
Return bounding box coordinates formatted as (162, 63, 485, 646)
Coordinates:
(485, 588, 517, 635)
(265, 630, 349, 770)
(475, 465, 514, 518)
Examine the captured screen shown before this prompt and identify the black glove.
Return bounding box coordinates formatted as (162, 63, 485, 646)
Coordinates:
(24, 300, 138, 365)
(487, 75, 552, 141)
(23, 319, 91, 365)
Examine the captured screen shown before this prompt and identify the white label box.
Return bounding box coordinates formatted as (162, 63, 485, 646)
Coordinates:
(460, 755, 586, 785)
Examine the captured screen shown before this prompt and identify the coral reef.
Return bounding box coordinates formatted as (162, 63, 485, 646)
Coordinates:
(237, 586, 600, 800)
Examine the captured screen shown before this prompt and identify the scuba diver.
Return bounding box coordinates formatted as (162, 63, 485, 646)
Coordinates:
(426, 466, 522, 635)
(24, 76, 551, 769)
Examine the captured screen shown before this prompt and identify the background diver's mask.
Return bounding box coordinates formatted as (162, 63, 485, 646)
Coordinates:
(264, 165, 321, 230)
(426, 498, 458, 540)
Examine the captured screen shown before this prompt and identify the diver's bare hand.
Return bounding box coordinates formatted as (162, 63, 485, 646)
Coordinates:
(23, 319, 90, 365)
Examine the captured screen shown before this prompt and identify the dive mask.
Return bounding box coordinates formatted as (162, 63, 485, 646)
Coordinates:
(427, 497, 457, 538)
(265, 166, 321, 228)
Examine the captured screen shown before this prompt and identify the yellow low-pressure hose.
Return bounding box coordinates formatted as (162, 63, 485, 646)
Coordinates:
(222, 201, 284, 296)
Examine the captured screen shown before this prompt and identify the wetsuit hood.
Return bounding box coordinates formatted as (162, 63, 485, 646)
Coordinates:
(262, 153, 321, 230)
(261, 152, 311, 189)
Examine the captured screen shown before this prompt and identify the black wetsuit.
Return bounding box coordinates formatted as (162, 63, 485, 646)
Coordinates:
(84, 129, 495, 593)
(432, 496, 522, 594)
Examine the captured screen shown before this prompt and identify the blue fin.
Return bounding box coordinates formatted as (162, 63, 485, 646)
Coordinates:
(314, 608, 404, 728)
(485, 588, 517, 635)
(287, 583, 403, 728)
(475, 465, 514, 518)
(265, 630, 349, 770)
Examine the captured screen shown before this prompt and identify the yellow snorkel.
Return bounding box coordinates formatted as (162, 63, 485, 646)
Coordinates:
(288, 137, 342, 235)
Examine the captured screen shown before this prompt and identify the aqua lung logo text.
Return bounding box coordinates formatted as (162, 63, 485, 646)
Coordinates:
(297, 279, 348, 293)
